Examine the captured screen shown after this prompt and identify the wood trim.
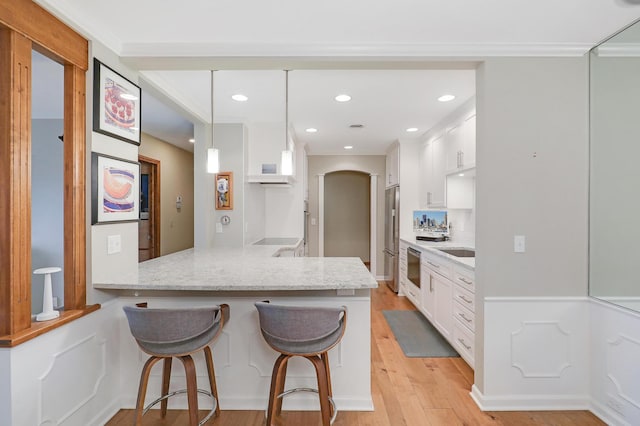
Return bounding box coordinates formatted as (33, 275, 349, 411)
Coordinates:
(0, 28, 33, 336)
(0, 305, 100, 348)
(64, 63, 87, 310)
(139, 155, 161, 258)
(0, 0, 88, 70)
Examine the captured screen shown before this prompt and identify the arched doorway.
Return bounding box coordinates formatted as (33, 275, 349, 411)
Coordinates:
(323, 171, 373, 269)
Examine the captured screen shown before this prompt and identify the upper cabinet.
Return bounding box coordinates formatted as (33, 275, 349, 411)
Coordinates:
(385, 142, 400, 188)
(421, 135, 446, 208)
(445, 114, 476, 174)
(419, 98, 476, 209)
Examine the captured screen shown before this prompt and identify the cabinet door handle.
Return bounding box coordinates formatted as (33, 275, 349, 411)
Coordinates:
(430, 276, 433, 292)
(461, 151, 464, 167)
(389, 173, 392, 184)
(427, 191, 431, 205)
(427, 261, 440, 269)
(458, 277, 473, 285)
(458, 312, 472, 323)
(457, 338, 472, 350)
(458, 294, 472, 304)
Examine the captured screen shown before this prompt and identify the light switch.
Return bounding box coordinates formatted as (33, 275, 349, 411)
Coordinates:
(216, 223, 223, 233)
(514, 235, 525, 253)
(311, 218, 317, 226)
(107, 234, 121, 254)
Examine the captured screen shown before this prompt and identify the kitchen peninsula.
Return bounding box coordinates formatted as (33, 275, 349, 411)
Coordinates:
(94, 240, 377, 412)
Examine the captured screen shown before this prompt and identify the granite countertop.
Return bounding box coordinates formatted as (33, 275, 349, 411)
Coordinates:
(402, 238, 475, 270)
(93, 241, 378, 291)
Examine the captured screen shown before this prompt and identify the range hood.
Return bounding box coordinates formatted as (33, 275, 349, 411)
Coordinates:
(247, 174, 296, 184)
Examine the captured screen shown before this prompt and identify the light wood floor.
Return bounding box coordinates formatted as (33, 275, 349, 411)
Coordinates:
(106, 284, 604, 426)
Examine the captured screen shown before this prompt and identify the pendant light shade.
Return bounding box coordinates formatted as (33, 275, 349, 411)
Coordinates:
(281, 70, 293, 176)
(207, 70, 220, 174)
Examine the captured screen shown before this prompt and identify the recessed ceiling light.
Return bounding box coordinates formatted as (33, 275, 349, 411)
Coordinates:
(231, 94, 248, 102)
(406, 127, 419, 132)
(335, 94, 351, 102)
(438, 94, 456, 102)
(119, 93, 138, 101)
(344, 145, 353, 150)
(188, 138, 195, 143)
(458, 173, 465, 177)
(305, 128, 318, 133)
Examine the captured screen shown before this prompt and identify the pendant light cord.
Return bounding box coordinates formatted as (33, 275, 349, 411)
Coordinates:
(285, 69, 289, 151)
(211, 70, 215, 150)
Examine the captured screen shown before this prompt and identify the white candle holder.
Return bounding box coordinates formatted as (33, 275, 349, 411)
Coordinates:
(34, 267, 61, 321)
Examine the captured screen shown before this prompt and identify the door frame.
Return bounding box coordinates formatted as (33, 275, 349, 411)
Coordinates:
(139, 155, 161, 259)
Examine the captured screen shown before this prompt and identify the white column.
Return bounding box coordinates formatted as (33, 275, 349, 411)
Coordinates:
(370, 174, 378, 277)
(194, 122, 216, 249)
(318, 174, 325, 257)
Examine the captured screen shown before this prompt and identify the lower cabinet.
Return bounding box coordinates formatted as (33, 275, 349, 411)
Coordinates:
(401, 241, 476, 369)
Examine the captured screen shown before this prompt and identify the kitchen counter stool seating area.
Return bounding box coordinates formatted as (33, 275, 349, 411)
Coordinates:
(255, 301, 348, 426)
(122, 303, 230, 426)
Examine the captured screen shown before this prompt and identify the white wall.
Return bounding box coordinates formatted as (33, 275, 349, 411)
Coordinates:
(31, 119, 65, 312)
(211, 124, 246, 248)
(88, 41, 143, 304)
(469, 57, 640, 424)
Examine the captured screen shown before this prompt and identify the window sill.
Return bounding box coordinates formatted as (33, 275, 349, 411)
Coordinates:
(0, 304, 101, 348)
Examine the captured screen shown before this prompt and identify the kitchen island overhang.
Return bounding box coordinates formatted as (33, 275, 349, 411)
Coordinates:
(94, 246, 377, 412)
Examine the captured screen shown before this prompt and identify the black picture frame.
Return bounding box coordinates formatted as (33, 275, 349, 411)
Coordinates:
(91, 152, 141, 225)
(92, 58, 142, 145)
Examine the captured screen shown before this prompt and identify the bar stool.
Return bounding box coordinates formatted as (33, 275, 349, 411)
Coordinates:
(123, 303, 230, 426)
(255, 301, 347, 426)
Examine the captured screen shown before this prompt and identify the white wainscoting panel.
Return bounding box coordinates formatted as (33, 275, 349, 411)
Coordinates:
(473, 297, 590, 410)
(589, 298, 640, 426)
(2, 300, 122, 426)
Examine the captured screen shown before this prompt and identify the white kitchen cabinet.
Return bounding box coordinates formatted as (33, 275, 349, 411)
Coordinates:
(420, 265, 434, 320)
(421, 136, 446, 207)
(385, 143, 399, 188)
(445, 114, 476, 174)
(422, 253, 454, 340)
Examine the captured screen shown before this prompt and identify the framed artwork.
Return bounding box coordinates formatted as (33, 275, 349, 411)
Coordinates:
(215, 172, 233, 210)
(93, 58, 141, 145)
(91, 152, 140, 224)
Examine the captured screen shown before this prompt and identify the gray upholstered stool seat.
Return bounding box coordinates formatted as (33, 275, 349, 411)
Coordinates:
(123, 303, 230, 426)
(255, 301, 347, 426)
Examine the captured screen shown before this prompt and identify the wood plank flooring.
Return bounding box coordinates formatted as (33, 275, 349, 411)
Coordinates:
(106, 284, 604, 426)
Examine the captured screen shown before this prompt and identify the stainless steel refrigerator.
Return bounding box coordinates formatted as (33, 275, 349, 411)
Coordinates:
(384, 185, 400, 292)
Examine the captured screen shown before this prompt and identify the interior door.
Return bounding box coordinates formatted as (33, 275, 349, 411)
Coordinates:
(138, 156, 160, 262)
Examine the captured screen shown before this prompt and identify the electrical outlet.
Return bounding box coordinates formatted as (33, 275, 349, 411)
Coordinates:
(107, 234, 121, 254)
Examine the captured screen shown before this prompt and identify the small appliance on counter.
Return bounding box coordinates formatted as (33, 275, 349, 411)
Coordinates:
(416, 234, 448, 242)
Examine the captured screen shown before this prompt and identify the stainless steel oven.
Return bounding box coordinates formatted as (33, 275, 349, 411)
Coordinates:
(407, 247, 421, 288)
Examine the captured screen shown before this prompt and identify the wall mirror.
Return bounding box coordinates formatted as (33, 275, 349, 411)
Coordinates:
(589, 18, 640, 312)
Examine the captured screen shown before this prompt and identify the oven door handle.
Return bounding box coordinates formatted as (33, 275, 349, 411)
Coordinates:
(407, 247, 421, 257)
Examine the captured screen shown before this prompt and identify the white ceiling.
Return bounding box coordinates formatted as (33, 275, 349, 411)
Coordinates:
(33, 0, 640, 154)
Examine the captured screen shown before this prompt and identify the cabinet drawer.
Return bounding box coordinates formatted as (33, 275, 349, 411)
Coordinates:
(453, 284, 475, 312)
(453, 323, 475, 367)
(453, 301, 475, 332)
(422, 253, 453, 280)
(453, 266, 475, 293)
(406, 282, 420, 308)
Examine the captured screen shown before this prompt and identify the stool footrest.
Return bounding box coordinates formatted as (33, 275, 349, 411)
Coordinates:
(275, 387, 337, 424)
(143, 388, 218, 426)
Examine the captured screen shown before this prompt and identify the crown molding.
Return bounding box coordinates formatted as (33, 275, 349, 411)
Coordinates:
(120, 41, 592, 61)
(593, 42, 640, 57)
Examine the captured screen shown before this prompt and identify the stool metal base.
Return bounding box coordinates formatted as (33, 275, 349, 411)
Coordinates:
(269, 387, 337, 424)
(143, 388, 218, 426)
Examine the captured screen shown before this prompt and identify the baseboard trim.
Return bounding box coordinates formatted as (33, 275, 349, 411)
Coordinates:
(89, 399, 122, 426)
(590, 399, 631, 426)
(470, 385, 590, 411)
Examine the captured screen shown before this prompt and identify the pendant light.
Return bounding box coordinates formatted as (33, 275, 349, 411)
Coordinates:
(207, 70, 220, 174)
(281, 70, 293, 176)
